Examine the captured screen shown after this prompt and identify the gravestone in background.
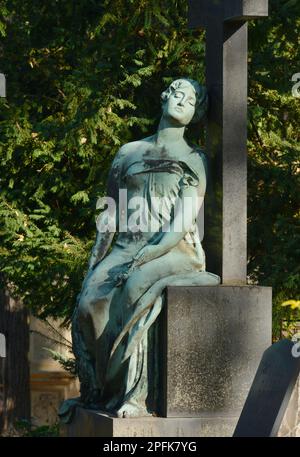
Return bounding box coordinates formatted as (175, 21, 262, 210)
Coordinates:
(0, 286, 30, 435)
(234, 339, 300, 437)
(30, 316, 80, 427)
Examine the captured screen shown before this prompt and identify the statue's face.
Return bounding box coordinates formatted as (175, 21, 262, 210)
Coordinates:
(163, 83, 197, 126)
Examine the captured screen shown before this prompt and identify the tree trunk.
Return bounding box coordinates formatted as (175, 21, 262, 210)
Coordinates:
(0, 281, 30, 436)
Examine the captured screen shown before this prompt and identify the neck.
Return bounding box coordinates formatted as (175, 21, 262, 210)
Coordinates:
(155, 116, 186, 146)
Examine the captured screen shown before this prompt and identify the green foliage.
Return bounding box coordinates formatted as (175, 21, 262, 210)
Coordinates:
(0, 0, 205, 321)
(44, 348, 76, 375)
(278, 300, 300, 339)
(0, 0, 299, 339)
(15, 419, 59, 437)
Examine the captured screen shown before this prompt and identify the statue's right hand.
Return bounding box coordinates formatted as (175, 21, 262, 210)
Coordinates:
(115, 271, 129, 287)
(115, 261, 137, 287)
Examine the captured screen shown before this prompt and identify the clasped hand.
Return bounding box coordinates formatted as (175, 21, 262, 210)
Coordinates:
(132, 244, 163, 267)
(115, 245, 164, 287)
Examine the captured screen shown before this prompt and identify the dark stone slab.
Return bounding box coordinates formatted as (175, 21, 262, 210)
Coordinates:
(233, 339, 300, 437)
(160, 285, 272, 431)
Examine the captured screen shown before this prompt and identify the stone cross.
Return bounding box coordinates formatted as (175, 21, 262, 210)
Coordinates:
(0, 73, 6, 97)
(188, 0, 268, 283)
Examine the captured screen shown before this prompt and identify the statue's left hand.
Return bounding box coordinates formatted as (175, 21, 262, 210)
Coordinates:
(133, 245, 163, 267)
(115, 245, 163, 287)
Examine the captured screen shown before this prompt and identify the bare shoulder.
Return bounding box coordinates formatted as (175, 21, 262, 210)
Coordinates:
(118, 135, 155, 157)
(121, 135, 154, 151)
(189, 146, 207, 171)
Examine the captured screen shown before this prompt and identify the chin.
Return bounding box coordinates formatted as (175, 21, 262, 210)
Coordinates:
(168, 111, 188, 125)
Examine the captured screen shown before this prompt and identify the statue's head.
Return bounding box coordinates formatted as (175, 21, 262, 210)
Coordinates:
(161, 78, 208, 126)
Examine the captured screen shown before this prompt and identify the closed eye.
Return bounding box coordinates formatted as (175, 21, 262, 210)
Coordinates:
(188, 97, 196, 106)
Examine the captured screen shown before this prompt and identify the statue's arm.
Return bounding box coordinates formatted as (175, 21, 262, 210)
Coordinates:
(157, 183, 204, 252)
(87, 146, 125, 271)
(154, 152, 207, 254)
(133, 175, 206, 267)
(87, 228, 115, 271)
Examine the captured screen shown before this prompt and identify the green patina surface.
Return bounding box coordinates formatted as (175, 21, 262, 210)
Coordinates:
(59, 78, 219, 423)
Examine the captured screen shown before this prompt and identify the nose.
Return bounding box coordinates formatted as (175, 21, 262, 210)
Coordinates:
(177, 94, 188, 106)
(177, 96, 185, 106)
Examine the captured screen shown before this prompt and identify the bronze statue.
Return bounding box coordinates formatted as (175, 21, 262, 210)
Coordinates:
(59, 78, 220, 422)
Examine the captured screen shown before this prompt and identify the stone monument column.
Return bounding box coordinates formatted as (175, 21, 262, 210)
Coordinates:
(152, 0, 272, 436)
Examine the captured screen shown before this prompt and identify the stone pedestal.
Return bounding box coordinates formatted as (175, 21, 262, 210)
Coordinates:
(60, 407, 238, 437)
(161, 285, 272, 423)
(61, 285, 272, 437)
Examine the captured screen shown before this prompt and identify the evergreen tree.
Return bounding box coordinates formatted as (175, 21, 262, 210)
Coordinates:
(0, 0, 299, 337)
